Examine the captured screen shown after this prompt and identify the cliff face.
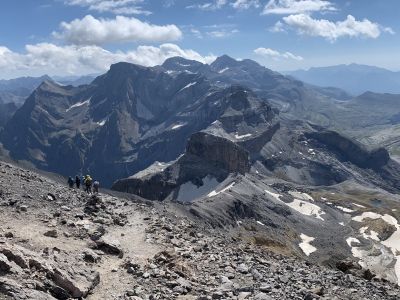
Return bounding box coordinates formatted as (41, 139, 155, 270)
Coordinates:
(305, 130, 390, 170)
(186, 132, 250, 175)
(111, 132, 250, 200)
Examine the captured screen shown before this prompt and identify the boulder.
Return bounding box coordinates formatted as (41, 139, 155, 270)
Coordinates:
(0, 253, 12, 272)
(95, 236, 123, 257)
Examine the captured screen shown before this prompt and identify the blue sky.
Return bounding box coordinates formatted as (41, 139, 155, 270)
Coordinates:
(0, 0, 398, 78)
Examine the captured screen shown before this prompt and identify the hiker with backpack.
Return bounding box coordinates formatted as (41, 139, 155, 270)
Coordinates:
(75, 175, 81, 189)
(84, 175, 93, 194)
(67, 176, 74, 188)
(93, 180, 100, 194)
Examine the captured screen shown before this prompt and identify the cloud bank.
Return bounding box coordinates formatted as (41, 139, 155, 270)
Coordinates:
(64, 0, 151, 15)
(54, 15, 182, 45)
(0, 43, 215, 78)
(282, 14, 394, 41)
(254, 47, 303, 61)
(263, 0, 336, 15)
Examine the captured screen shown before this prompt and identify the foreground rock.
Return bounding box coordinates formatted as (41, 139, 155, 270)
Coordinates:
(0, 243, 99, 299)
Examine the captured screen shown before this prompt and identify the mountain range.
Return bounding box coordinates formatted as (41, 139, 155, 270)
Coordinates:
(1, 55, 400, 285)
(287, 64, 400, 95)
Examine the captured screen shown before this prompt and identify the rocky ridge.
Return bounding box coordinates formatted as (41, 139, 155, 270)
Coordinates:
(1, 161, 400, 299)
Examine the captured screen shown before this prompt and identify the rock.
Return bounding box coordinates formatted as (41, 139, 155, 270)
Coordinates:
(251, 268, 263, 280)
(310, 287, 324, 296)
(19, 205, 28, 212)
(95, 236, 123, 257)
(83, 249, 100, 263)
(0, 253, 12, 272)
(212, 291, 224, 299)
(0, 245, 29, 269)
(259, 284, 272, 293)
(50, 267, 100, 298)
(237, 263, 249, 274)
(4, 232, 13, 238)
(336, 259, 359, 273)
(238, 292, 252, 299)
(177, 277, 192, 291)
(43, 229, 58, 238)
(254, 293, 272, 300)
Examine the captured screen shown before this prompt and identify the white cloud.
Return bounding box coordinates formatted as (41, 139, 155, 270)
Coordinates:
(231, 0, 260, 10)
(54, 15, 182, 45)
(188, 0, 259, 10)
(187, 0, 227, 11)
(282, 14, 392, 41)
(0, 43, 215, 78)
(207, 29, 239, 38)
(263, 0, 336, 15)
(269, 20, 286, 32)
(64, 0, 151, 15)
(191, 29, 204, 39)
(254, 47, 303, 61)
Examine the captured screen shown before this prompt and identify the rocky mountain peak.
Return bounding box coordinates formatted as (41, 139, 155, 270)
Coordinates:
(210, 54, 238, 70)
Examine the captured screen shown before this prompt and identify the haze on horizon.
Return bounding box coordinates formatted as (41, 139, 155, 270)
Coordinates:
(0, 0, 398, 79)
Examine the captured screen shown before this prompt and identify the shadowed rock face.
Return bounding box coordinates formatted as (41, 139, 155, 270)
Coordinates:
(305, 130, 390, 170)
(0, 102, 17, 128)
(186, 132, 250, 175)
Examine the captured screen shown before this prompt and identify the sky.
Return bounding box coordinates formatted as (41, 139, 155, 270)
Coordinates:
(0, 0, 399, 79)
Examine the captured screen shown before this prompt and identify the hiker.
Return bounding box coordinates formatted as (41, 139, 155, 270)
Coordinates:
(93, 180, 100, 194)
(67, 176, 74, 188)
(84, 175, 92, 194)
(75, 175, 81, 189)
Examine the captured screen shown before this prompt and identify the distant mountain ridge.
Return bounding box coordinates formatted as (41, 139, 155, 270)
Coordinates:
(1, 55, 400, 185)
(287, 64, 400, 95)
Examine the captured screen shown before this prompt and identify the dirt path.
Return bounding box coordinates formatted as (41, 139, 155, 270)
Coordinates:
(0, 191, 164, 300)
(87, 208, 164, 299)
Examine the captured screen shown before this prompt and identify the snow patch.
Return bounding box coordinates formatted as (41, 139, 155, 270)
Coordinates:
(346, 237, 364, 258)
(265, 190, 282, 201)
(256, 221, 265, 226)
(234, 133, 252, 140)
(66, 98, 91, 112)
(171, 124, 185, 130)
(353, 203, 366, 208)
(289, 191, 314, 202)
(353, 211, 400, 284)
(208, 182, 235, 198)
(218, 67, 229, 73)
(336, 206, 355, 213)
(339, 222, 345, 226)
(96, 119, 107, 126)
(179, 82, 197, 92)
(287, 199, 325, 221)
(360, 226, 380, 241)
(299, 234, 317, 256)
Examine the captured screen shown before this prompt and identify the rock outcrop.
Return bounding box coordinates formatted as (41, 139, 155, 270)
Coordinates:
(112, 132, 250, 200)
(305, 130, 390, 170)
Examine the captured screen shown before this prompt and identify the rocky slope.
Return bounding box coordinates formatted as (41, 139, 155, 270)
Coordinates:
(1, 160, 400, 299)
(113, 98, 400, 285)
